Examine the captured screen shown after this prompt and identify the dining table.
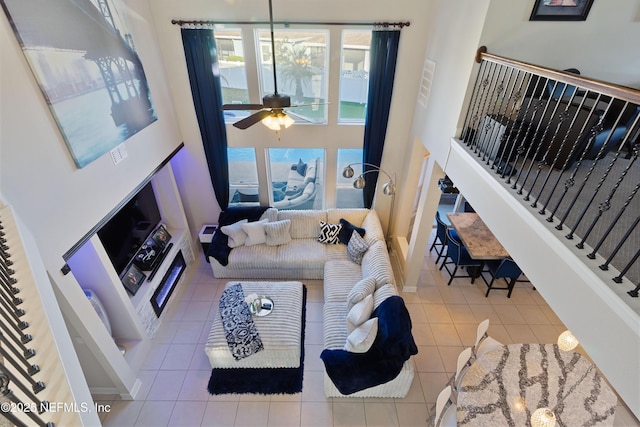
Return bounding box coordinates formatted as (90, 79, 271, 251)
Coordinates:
(456, 343, 618, 426)
(446, 212, 509, 260)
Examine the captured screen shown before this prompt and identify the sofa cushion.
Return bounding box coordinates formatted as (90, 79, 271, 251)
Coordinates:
(264, 219, 292, 246)
(318, 221, 342, 244)
(346, 277, 377, 312)
(276, 239, 327, 270)
(326, 208, 369, 227)
(241, 219, 268, 246)
(324, 260, 362, 303)
(361, 240, 395, 288)
(338, 218, 366, 245)
(227, 244, 279, 268)
(347, 230, 369, 265)
(324, 243, 349, 261)
(345, 318, 378, 353)
(373, 283, 399, 309)
(277, 210, 327, 239)
(361, 210, 385, 244)
(260, 207, 279, 222)
(346, 294, 374, 333)
(323, 302, 349, 349)
(220, 219, 248, 248)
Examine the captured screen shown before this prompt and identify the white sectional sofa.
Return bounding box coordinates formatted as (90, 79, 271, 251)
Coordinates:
(207, 207, 417, 398)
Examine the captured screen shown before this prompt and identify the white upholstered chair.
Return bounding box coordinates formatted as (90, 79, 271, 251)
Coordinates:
(473, 319, 503, 359)
(434, 385, 457, 427)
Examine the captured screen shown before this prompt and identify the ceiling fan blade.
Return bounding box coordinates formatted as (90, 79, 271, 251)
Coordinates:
(233, 110, 272, 130)
(289, 102, 331, 108)
(221, 103, 265, 111)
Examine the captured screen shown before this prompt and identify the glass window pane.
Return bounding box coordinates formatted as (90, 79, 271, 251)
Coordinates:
(339, 30, 371, 123)
(336, 149, 364, 208)
(257, 30, 328, 124)
(214, 29, 251, 123)
(228, 148, 259, 205)
(268, 148, 324, 210)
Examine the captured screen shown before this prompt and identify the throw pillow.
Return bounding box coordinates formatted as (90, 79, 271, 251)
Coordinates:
(296, 158, 307, 176)
(338, 218, 366, 245)
(264, 219, 292, 246)
(344, 318, 378, 353)
(373, 283, 398, 309)
(220, 219, 248, 248)
(347, 230, 369, 264)
(346, 293, 374, 333)
(241, 219, 269, 246)
(346, 277, 377, 312)
(318, 221, 342, 244)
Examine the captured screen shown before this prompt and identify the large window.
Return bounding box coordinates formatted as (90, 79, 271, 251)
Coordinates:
(339, 30, 371, 123)
(257, 30, 329, 124)
(268, 148, 324, 210)
(213, 29, 250, 123)
(336, 149, 364, 208)
(228, 148, 259, 206)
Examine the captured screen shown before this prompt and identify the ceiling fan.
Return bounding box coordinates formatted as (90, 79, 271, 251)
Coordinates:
(221, 0, 298, 131)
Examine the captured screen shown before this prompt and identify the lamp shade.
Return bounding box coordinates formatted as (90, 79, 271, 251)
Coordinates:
(279, 113, 294, 128)
(382, 181, 396, 195)
(262, 115, 280, 131)
(353, 175, 366, 189)
(557, 330, 579, 352)
(531, 408, 556, 427)
(342, 165, 355, 178)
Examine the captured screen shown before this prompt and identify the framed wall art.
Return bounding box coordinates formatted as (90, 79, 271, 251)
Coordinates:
(0, 0, 157, 168)
(121, 263, 146, 296)
(530, 0, 595, 21)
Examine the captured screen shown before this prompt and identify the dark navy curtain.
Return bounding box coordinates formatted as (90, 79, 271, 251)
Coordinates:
(181, 29, 230, 209)
(362, 30, 401, 208)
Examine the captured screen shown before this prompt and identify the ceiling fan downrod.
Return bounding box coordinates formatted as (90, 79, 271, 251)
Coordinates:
(268, 0, 278, 96)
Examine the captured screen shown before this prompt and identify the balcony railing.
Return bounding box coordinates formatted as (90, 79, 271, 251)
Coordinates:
(459, 47, 640, 297)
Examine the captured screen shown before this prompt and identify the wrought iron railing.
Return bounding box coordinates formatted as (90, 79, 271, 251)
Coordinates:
(459, 47, 640, 297)
(0, 206, 84, 427)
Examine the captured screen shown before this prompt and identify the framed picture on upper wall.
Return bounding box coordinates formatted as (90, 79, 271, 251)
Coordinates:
(0, 0, 157, 168)
(530, 0, 595, 21)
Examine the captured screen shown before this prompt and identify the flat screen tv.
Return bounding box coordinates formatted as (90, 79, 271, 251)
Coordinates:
(97, 182, 162, 276)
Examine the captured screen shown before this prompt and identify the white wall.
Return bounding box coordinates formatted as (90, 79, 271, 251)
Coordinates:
(149, 0, 430, 236)
(0, 0, 184, 396)
(0, 0, 183, 265)
(480, 0, 640, 88)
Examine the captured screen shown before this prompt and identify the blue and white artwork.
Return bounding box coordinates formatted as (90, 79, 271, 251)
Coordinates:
(1, 0, 157, 168)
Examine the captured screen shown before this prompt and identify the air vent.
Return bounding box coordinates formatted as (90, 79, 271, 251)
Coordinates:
(418, 58, 436, 109)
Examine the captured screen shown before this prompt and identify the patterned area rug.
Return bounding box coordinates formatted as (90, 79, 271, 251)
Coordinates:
(207, 286, 306, 395)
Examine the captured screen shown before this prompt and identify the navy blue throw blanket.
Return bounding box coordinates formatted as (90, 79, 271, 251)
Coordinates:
(320, 296, 418, 395)
(206, 206, 269, 265)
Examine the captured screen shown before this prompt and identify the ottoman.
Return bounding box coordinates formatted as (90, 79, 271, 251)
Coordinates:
(205, 281, 304, 369)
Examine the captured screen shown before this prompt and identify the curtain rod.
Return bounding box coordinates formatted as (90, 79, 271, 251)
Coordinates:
(171, 19, 410, 29)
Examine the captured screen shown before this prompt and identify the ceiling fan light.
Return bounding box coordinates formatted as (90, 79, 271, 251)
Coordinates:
(280, 113, 295, 128)
(262, 115, 280, 131)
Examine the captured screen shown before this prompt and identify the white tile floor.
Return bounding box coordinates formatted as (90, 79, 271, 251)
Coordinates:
(97, 237, 640, 426)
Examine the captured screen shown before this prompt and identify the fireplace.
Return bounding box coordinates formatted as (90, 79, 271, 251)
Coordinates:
(151, 251, 185, 317)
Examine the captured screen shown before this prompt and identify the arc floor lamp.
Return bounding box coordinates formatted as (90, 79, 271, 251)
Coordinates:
(342, 163, 396, 247)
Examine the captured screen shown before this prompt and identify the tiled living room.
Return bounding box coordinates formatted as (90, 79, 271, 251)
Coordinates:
(97, 234, 640, 427)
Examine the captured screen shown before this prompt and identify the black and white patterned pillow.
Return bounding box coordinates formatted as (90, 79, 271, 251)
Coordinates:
(348, 229, 370, 264)
(318, 221, 342, 244)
